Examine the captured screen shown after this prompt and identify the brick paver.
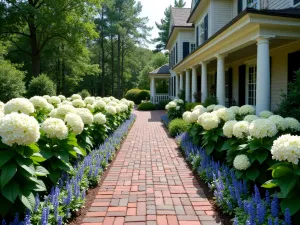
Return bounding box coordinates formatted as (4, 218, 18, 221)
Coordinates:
(81, 110, 222, 225)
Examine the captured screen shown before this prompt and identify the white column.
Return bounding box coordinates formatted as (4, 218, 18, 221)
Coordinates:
(185, 69, 191, 102)
(217, 55, 226, 106)
(176, 74, 180, 98)
(180, 72, 184, 91)
(201, 62, 208, 103)
(256, 37, 271, 114)
(150, 77, 155, 102)
(192, 67, 198, 103)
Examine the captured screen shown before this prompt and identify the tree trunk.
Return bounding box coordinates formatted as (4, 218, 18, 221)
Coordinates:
(30, 30, 41, 77)
(56, 57, 61, 94)
(111, 35, 115, 96)
(117, 34, 121, 98)
(101, 7, 105, 97)
(61, 45, 66, 95)
(121, 41, 125, 96)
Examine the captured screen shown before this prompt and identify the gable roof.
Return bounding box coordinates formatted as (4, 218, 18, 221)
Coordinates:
(171, 7, 193, 27)
(149, 64, 170, 75)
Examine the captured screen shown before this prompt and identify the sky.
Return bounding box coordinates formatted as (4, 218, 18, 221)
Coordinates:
(139, 0, 192, 50)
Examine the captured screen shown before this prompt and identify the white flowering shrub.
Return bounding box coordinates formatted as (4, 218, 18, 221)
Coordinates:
(249, 119, 278, 139)
(259, 110, 273, 118)
(243, 115, 259, 122)
(216, 108, 235, 122)
(76, 108, 94, 125)
(4, 98, 35, 115)
(223, 120, 238, 138)
(40, 118, 68, 140)
(238, 105, 255, 116)
(233, 155, 251, 170)
(165, 99, 185, 120)
(198, 112, 220, 131)
(72, 99, 86, 108)
(64, 113, 84, 135)
(233, 121, 249, 139)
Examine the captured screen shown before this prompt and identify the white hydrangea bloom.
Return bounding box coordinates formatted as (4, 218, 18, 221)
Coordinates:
(43, 95, 51, 101)
(269, 115, 287, 131)
(259, 110, 273, 118)
(84, 97, 95, 105)
(190, 109, 205, 123)
(213, 105, 225, 111)
(176, 106, 180, 111)
(94, 100, 107, 110)
(41, 118, 68, 140)
(76, 108, 94, 125)
(30, 96, 49, 110)
(0, 113, 40, 146)
(206, 105, 216, 112)
(62, 100, 72, 105)
(0, 101, 5, 112)
(71, 94, 82, 100)
(94, 113, 107, 125)
(165, 104, 169, 110)
(249, 119, 278, 139)
(216, 108, 235, 122)
(58, 95, 66, 101)
(46, 104, 54, 112)
(229, 106, 240, 114)
(168, 101, 177, 108)
(271, 134, 300, 164)
(244, 115, 259, 122)
(198, 112, 220, 130)
(56, 105, 76, 119)
(4, 98, 35, 115)
(115, 106, 121, 113)
(109, 101, 118, 107)
(178, 99, 184, 104)
(72, 99, 86, 108)
(96, 97, 102, 100)
(105, 105, 117, 115)
(0, 111, 4, 119)
(64, 113, 84, 135)
(223, 120, 238, 138)
(233, 121, 250, 139)
(48, 96, 61, 105)
(285, 117, 300, 132)
(86, 104, 94, 110)
(192, 105, 206, 112)
(182, 111, 191, 121)
(233, 155, 251, 170)
(119, 103, 128, 112)
(238, 105, 255, 116)
(49, 109, 58, 118)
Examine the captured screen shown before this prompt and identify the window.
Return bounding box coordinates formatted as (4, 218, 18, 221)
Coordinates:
(190, 43, 196, 52)
(247, 65, 257, 106)
(198, 14, 208, 45)
(295, 0, 300, 6)
(247, 0, 259, 9)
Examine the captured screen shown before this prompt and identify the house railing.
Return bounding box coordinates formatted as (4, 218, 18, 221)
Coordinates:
(151, 94, 170, 104)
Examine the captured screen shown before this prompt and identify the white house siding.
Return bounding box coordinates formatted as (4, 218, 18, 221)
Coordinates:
(169, 33, 180, 65)
(267, 0, 292, 9)
(232, 0, 238, 18)
(210, 0, 233, 35)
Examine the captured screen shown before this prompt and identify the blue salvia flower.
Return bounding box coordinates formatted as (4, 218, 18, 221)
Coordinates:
(284, 208, 292, 225)
(271, 195, 279, 217)
(268, 217, 273, 225)
(24, 209, 31, 225)
(2, 219, 6, 225)
(41, 207, 49, 225)
(233, 217, 239, 225)
(265, 190, 270, 205)
(57, 216, 62, 225)
(274, 218, 279, 225)
(254, 185, 261, 205)
(12, 213, 19, 225)
(257, 202, 266, 224)
(247, 202, 255, 224)
(34, 194, 40, 213)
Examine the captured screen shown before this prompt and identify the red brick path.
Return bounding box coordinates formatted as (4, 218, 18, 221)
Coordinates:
(81, 111, 222, 225)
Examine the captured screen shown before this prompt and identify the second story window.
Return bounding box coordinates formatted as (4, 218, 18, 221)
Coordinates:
(247, 0, 260, 9)
(198, 14, 208, 45)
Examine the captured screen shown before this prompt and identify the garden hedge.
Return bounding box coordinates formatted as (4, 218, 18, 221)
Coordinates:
(137, 102, 156, 111)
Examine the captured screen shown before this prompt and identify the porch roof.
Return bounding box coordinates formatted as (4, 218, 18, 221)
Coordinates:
(149, 64, 170, 75)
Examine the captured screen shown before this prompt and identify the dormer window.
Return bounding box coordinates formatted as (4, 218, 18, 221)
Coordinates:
(247, 0, 260, 9)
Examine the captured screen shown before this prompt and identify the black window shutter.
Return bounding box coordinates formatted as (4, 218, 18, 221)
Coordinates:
(196, 26, 199, 46)
(239, 65, 246, 106)
(214, 72, 217, 96)
(288, 51, 300, 84)
(238, 0, 243, 14)
(228, 68, 233, 100)
(176, 43, 178, 63)
(183, 42, 190, 59)
(204, 15, 208, 41)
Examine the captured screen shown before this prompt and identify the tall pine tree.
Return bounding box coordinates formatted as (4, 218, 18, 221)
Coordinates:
(152, 0, 186, 52)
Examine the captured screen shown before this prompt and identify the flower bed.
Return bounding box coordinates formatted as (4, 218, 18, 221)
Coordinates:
(163, 102, 300, 224)
(0, 95, 135, 223)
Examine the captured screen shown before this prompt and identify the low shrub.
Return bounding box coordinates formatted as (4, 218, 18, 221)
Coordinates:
(137, 102, 156, 111)
(156, 100, 170, 110)
(78, 89, 91, 99)
(276, 69, 300, 121)
(0, 61, 26, 102)
(136, 90, 150, 104)
(185, 102, 201, 111)
(168, 118, 188, 137)
(165, 99, 185, 120)
(203, 95, 218, 107)
(125, 88, 141, 104)
(27, 74, 56, 97)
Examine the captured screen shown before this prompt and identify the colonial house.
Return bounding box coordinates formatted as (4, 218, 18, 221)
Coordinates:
(150, 0, 300, 114)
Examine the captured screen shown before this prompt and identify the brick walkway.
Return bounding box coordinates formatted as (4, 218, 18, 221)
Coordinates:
(81, 110, 222, 225)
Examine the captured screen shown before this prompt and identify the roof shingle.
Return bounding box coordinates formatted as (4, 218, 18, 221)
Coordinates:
(149, 64, 170, 75)
(171, 7, 193, 27)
